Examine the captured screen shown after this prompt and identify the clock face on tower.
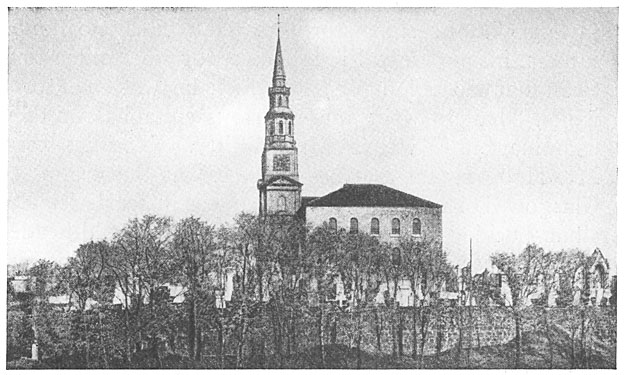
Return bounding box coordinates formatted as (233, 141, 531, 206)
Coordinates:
(273, 154, 291, 172)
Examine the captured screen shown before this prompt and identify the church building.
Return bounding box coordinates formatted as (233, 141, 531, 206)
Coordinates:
(257, 28, 443, 253)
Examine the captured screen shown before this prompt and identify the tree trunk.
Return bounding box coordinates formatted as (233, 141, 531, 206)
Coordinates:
(124, 306, 132, 365)
(99, 312, 109, 369)
(580, 308, 586, 368)
(236, 303, 248, 369)
(151, 336, 162, 368)
(319, 303, 325, 367)
(331, 310, 337, 345)
(398, 310, 404, 357)
(392, 317, 397, 358)
(356, 309, 362, 369)
(544, 307, 553, 368)
(291, 306, 298, 355)
(257, 264, 264, 302)
(570, 307, 576, 368)
(412, 306, 418, 359)
(374, 308, 382, 352)
(217, 313, 224, 369)
(271, 302, 284, 368)
(514, 310, 521, 368)
(391, 274, 399, 358)
(169, 326, 177, 353)
(457, 305, 463, 368)
(287, 309, 293, 357)
(435, 309, 442, 362)
(188, 299, 196, 359)
(85, 315, 90, 367)
(236, 247, 249, 369)
(419, 306, 428, 368)
(467, 305, 473, 366)
(195, 327, 203, 361)
(476, 313, 481, 350)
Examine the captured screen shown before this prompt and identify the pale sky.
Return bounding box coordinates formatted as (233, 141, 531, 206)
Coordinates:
(8, 7, 618, 274)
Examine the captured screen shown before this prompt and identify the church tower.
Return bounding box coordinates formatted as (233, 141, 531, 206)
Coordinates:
(257, 25, 302, 218)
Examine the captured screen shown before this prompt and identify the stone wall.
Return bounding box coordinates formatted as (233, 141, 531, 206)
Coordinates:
(203, 305, 515, 359)
(328, 306, 516, 356)
(200, 305, 616, 365)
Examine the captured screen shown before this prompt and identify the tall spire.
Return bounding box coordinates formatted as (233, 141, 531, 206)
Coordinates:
(259, 14, 300, 219)
(273, 14, 286, 87)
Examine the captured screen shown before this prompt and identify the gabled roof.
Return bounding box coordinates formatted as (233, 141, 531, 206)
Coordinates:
(304, 184, 442, 208)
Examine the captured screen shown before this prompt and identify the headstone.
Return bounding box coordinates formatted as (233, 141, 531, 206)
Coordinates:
(31, 341, 38, 361)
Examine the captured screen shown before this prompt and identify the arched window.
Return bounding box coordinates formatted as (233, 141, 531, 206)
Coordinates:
(288, 121, 292, 135)
(278, 120, 284, 134)
(412, 218, 422, 236)
(350, 218, 358, 234)
(329, 218, 337, 232)
(392, 247, 401, 266)
(370, 218, 379, 235)
(269, 122, 274, 135)
(278, 195, 286, 211)
(391, 218, 400, 235)
(278, 96, 283, 107)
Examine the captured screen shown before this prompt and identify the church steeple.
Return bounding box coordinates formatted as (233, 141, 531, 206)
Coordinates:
(273, 30, 286, 87)
(258, 17, 302, 218)
(264, 22, 294, 147)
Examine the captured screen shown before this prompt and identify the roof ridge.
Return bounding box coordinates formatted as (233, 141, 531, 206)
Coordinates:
(305, 184, 442, 208)
(343, 183, 385, 186)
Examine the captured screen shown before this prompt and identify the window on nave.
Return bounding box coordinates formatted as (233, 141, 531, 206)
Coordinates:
(370, 218, 379, 235)
(329, 217, 337, 232)
(391, 218, 400, 235)
(412, 218, 421, 236)
(350, 218, 358, 234)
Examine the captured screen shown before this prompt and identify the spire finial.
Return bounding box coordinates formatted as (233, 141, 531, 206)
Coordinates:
(277, 13, 280, 34)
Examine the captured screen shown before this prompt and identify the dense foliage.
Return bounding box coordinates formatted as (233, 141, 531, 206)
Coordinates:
(6, 215, 615, 369)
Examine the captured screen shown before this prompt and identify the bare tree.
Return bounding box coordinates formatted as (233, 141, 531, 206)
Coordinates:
(170, 216, 217, 361)
(397, 237, 448, 365)
(105, 215, 173, 365)
(231, 212, 285, 368)
(306, 222, 349, 366)
(26, 259, 63, 363)
(554, 249, 589, 368)
(491, 244, 546, 368)
(66, 241, 115, 311)
(341, 231, 386, 368)
(64, 241, 116, 367)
